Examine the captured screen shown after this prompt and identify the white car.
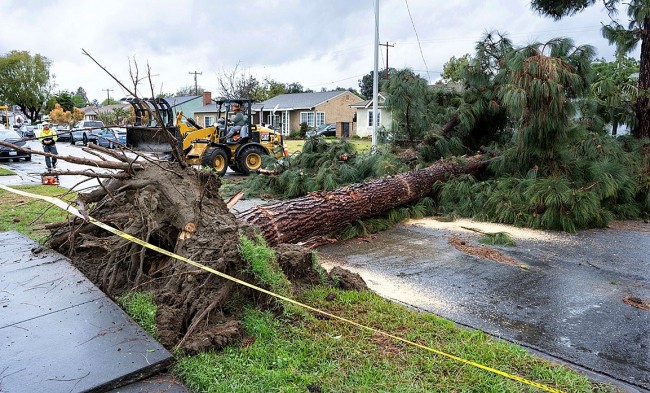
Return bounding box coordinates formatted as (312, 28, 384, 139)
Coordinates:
(70, 120, 105, 145)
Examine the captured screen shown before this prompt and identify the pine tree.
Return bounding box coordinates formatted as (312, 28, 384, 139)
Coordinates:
(531, 0, 650, 139)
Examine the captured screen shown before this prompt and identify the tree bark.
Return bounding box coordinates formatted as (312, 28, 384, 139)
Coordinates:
(441, 117, 460, 135)
(237, 156, 488, 245)
(634, 17, 650, 139)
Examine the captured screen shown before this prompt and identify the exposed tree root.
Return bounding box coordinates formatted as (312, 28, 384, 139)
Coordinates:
(49, 161, 358, 354)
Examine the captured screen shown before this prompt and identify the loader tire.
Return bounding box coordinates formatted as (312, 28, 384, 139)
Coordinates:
(236, 145, 265, 175)
(201, 146, 228, 177)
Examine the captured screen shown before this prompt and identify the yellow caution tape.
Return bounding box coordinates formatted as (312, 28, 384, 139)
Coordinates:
(0, 184, 565, 393)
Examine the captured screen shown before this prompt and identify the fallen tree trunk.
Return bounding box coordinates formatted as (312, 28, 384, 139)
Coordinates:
(237, 155, 488, 245)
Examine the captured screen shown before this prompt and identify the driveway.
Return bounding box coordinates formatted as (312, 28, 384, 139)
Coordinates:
(318, 218, 650, 392)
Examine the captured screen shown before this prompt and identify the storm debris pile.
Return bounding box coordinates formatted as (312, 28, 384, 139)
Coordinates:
(48, 162, 361, 353)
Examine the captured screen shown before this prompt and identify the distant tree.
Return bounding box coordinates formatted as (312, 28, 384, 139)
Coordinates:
(96, 107, 131, 126)
(74, 87, 89, 107)
(263, 79, 288, 99)
(175, 85, 205, 96)
(384, 68, 434, 144)
(591, 56, 639, 135)
(49, 103, 84, 126)
(441, 54, 471, 83)
(285, 82, 305, 94)
(90, 99, 100, 107)
(52, 91, 75, 112)
(531, 0, 650, 139)
(0, 50, 52, 122)
(217, 64, 265, 100)
(358, 68, 395, 99)
(347, 87, 362, 97)
(101, 97, 121, 106)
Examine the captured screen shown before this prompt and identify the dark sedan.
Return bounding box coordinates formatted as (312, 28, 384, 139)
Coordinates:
(0, 128, 31, 161)
(306, 123, 336, 138)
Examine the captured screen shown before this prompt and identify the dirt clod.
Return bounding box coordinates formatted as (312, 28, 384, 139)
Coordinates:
(329, 266, 368, 291)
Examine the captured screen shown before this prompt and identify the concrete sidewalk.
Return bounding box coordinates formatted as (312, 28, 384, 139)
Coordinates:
(0, 231, 186, 393)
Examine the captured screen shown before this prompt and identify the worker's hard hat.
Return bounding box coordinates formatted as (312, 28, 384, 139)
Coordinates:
(42, 122, 50, 126)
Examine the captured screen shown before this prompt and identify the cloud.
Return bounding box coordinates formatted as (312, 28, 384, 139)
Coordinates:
(0, 0, 628, 102)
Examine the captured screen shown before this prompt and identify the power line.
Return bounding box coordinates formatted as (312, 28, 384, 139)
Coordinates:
(404, 0, 430, 83)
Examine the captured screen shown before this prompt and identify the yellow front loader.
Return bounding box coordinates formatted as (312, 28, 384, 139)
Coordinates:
(126, 98, 286, 176)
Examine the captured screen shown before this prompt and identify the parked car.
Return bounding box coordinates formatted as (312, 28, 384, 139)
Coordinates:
(70, 120, 105, 145)
(306, 123, 336, 138)
(17, 125, 37, 139)
(96, 128, 127, 149)
(0, 128, 31, 161)
(54, 125, 72, 142)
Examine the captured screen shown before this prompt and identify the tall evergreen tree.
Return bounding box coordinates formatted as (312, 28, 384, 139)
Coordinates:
(383, 68, 433, 145)
(591, 56, 639, 135)
(499, 37, 595, 174)
(531, 0, 650, 139)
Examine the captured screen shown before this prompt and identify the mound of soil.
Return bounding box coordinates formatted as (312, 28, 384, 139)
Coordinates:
(49, 162, 366, 353)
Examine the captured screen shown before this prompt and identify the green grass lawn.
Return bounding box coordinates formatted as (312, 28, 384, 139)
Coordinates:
(0, 166, 16, 176)
(0, 184, 74, 243)
(174, 287, 617, 393)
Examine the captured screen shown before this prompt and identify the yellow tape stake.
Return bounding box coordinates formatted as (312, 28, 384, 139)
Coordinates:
(0, 184, 565, 393)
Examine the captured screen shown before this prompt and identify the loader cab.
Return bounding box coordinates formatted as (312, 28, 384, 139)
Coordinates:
(215, 99, 260, 144)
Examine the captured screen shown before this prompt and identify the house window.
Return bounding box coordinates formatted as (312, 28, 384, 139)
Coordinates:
(368, 110, 381, 127)
(300, 112, 325, 127)
(281, 111, 290, 135)
(269, 114, 280, 128)
(204, 116, 215, 127)
(300, 112, 315, 127)
(316, 112, 325, 127)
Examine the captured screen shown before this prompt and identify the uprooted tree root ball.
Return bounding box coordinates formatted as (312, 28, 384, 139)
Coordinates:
(47, 161, 365, 354)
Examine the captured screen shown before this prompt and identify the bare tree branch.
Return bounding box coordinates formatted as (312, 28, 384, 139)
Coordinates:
(0, 141, 144, 171)
(81, 49, 187, 167)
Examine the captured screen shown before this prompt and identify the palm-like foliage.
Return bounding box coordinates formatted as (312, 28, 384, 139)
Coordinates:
(436, 35, 649, 230)
(532, 0, 650, 139)
(500, 38, 595, 172)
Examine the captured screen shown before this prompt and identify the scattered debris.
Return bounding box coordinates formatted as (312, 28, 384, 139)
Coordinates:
(623, 296, 650, 311)
(449, 235, 526, 268)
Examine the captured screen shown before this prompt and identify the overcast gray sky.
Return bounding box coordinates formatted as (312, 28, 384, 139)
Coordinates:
(2, 0, 624, 102)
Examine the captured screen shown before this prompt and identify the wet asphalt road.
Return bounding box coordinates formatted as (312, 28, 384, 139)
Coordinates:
(319, 218, 650, 391)
(0, 140, 122, 190)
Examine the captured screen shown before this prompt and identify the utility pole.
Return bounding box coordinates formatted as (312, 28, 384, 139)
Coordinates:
(188, 71, 202, 95)
(372, 0, 379, 149)
(378, 42, 394, 80)
(102, 88, 114, 105)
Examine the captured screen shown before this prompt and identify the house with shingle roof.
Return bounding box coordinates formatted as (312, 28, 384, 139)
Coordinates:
(257, 91, 363, 136)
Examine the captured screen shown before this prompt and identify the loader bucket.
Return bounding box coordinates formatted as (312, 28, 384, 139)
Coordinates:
(126, 98, 180, 153)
